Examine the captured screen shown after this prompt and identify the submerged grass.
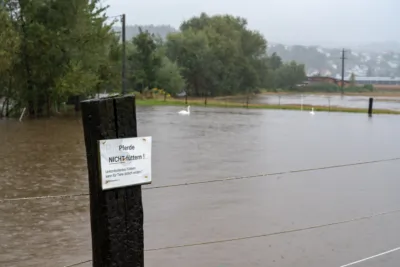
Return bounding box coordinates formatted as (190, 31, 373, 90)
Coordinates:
(135, 98, 400, 115)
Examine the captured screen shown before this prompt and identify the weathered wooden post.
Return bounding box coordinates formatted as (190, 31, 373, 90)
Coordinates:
(368, 97, 373, 116)
(246, 90, 250, 109)
(74, 95, 81, 112)
(81, 95, 151, 267)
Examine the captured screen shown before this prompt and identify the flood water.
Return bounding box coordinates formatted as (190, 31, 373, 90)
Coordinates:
(231, 94, 400, 111)
(1, 106, 400, 267)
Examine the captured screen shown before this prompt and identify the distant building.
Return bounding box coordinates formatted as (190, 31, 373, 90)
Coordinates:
(306, 76, 350, 87)
(354, 77, 400, 86)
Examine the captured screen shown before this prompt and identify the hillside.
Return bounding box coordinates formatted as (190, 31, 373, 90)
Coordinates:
(118, 25, 400, 78)
(268, 43, 400, 78)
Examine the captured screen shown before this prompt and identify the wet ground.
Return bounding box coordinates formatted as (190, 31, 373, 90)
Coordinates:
(231, 94, 400, 111)
(1, 106, 400, 267)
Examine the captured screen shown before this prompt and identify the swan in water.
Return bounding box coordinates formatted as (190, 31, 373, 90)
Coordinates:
(310, 107, 315, 115)
(178, 105, 190, 115)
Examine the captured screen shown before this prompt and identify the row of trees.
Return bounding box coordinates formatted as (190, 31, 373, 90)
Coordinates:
(0, 1, 306, 117)
(131, 13, 306, 96)
(0, 0, 122, 117)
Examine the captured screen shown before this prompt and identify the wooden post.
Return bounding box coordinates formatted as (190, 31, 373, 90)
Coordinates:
(81, 95, 144, 267)
(368, 97, 373, 116)
(246, 90, 250, 109)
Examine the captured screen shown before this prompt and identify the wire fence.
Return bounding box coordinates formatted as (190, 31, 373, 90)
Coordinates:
(1, 157, 399, 203)
(2, 156, 400, 267)
(63, 207, 400, 267)
(250, 93, 400, 112)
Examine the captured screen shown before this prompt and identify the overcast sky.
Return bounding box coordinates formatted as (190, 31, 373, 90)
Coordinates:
(105, 0, 399, 47)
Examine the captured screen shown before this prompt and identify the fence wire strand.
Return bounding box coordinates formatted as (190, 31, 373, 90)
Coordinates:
(64, 259, 92, 267)
(1, 157, 400, 203)
(63, 208, 400, 266)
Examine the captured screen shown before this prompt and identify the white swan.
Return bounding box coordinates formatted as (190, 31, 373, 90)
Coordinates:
(310, 107, 315, 115)
(178, 105, 190, 115)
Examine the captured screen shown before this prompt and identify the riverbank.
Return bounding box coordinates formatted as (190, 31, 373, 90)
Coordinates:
(136, 98, 400, 115)
(216, 91, 400, 99)
(268, 92, 400, 97)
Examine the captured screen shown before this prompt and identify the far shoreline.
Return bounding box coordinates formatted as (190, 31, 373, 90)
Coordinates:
(215, 91, 400, 100)
(135, 97, 400, 115)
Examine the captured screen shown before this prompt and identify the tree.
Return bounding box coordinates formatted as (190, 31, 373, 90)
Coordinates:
(0, 6, 18, 74)
(166, 29, 216, 96)
(128, 28, 162, 92)
(165, 13, 270, 96)
(156, 57, 185, 96)
(0, 5, 20, 117)
(275, 61, 306, 89)
(0, 0, 119, 117)
(1, 8, 313, 117)
(269, 52, 282, 70)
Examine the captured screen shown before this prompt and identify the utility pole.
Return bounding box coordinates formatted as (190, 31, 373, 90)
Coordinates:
(121, 14, 126, 95)
(340, 48, 347, 95)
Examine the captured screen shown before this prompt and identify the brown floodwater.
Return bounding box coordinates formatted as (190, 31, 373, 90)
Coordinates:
(1, 106, 400, 267)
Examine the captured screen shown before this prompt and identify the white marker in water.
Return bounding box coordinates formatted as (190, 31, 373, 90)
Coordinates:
(301, 95, 303, 111)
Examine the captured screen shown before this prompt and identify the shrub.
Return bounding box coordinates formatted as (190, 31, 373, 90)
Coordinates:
(305, 82, 340, 92)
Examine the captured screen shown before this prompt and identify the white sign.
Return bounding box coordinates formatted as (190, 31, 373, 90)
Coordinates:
(98, 136, 152, 190)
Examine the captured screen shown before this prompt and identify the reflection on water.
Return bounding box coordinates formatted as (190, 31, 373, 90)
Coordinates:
(1, 106, 400, 266)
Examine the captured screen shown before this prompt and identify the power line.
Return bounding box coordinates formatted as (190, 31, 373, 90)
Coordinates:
(1, 157, 400, 203)
(62, 207, 400, 266)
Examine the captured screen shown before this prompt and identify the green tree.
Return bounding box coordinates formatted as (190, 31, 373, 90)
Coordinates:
(0, 5, 20, 116)
(269, 52, 282, 70)
(275, 61, 306, 89)
(129, 28, 162, 92)
(166, 13, 270, 96)
(1, 0, 118, 117)
(156, 57, 185, 96)
(166, 29, 215, 96)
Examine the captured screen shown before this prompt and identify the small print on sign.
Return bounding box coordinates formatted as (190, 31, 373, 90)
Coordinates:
(98, 136, 152, 190)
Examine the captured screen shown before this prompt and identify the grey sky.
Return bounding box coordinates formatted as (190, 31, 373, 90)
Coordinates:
(105, 0, 399, 46)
